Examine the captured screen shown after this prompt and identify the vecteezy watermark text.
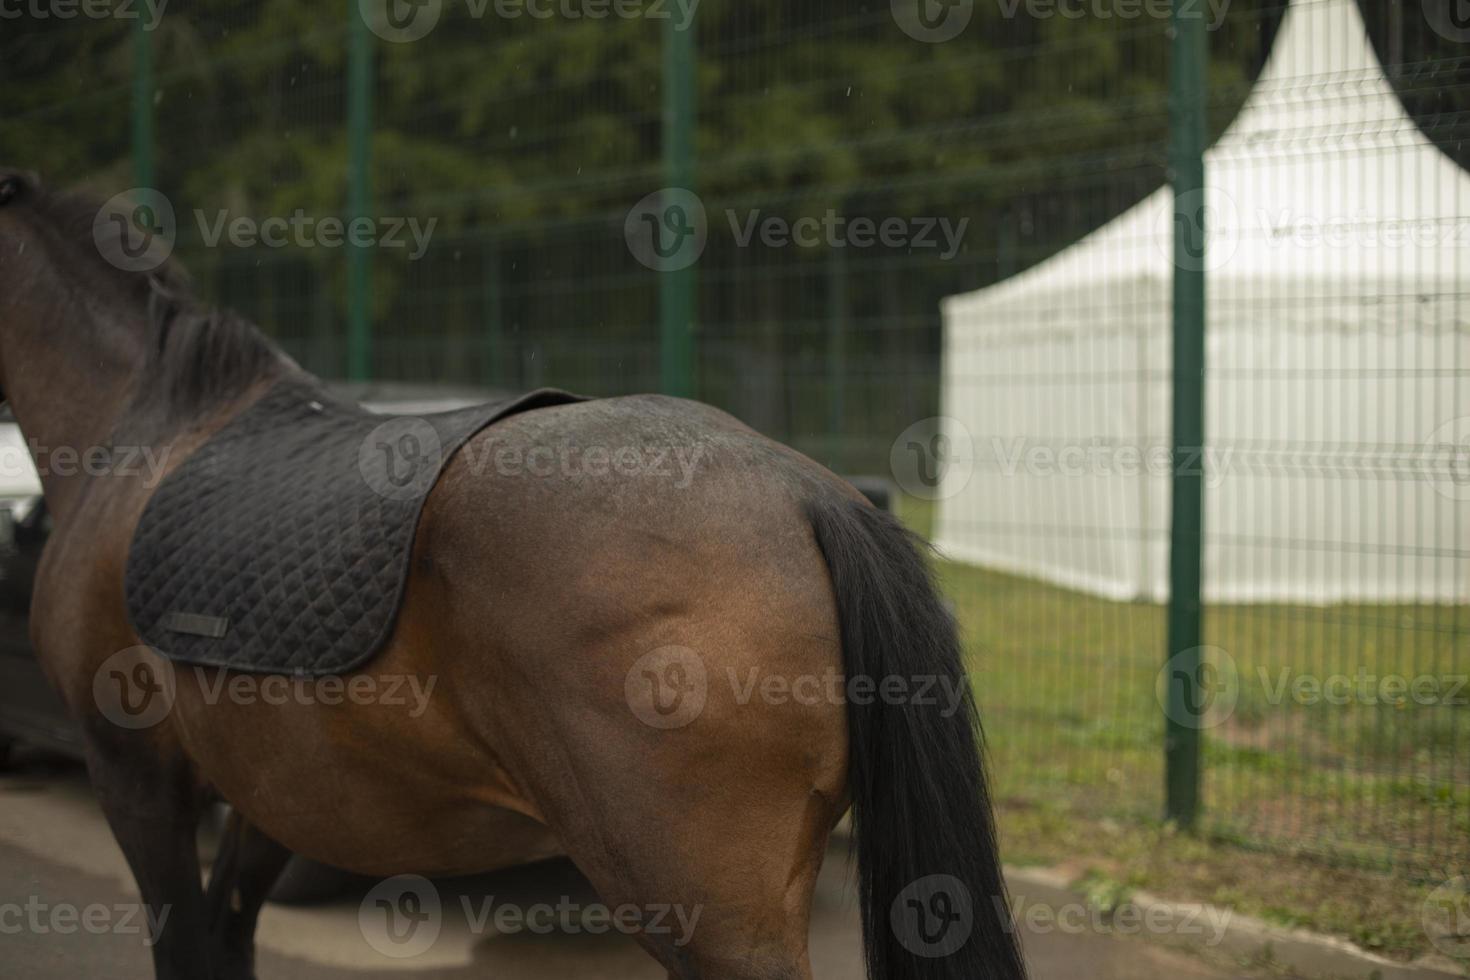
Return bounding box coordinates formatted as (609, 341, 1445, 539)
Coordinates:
(0, 898, 171, 944)
(93, 647, 438, 730)
(891, 0, 1227, 44)
(359, 0, 698, 43)
(888, 874, 1231, 961)
(1157, 646, 1469, 731)
(190, 671, 438, 716)
(994, 0, 1229, 29)
(0, 0, 167, 29)
(624, 646, 973, 730)
(459, 895, 701, 945)
(624, 189, 970, 272)
(892, 413, 1470, 505)
(997, 894, 1232, 945)
(988, 437, 1234, 488)
(728, 666, 970, 718)
(359, 419, 710, 501)
(195, 209, 437, 260)
(357, 875, 701, 959)
(1260, 209, 1470, 250)
(464, 440, 707, 487)
(1252, 667, 1467, 709)
(728, 210, 969, 261)
(92, 189, 438, 273)
(0, 440, 170, 487)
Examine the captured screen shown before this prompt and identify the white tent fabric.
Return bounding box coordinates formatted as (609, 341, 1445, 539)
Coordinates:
(935, 0, 1469, 603)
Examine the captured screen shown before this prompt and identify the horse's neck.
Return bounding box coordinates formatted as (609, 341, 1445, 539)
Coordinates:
(5, 297, 149, 521)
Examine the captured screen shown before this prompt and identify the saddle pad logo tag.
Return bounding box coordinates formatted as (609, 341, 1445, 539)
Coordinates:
(358, 417, 444, 501)
(159, 611, 230, 638)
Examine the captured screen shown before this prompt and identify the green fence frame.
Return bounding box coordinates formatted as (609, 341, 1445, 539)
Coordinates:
(1165, 0, 1209, 830)
(659, 13, 697, 399)
(120, 0, 1223, 837)
(99, 3, 1465, 875)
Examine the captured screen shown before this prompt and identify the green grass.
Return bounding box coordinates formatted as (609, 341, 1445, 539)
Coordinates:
(896, 493, 1470, 961)
(996, 801, 1455, 963)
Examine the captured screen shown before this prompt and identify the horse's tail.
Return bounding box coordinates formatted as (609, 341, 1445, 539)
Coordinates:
(805, 496, 1027, 980)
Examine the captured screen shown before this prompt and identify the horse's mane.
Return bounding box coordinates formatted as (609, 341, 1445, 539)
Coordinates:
(25, 180, 292, 430)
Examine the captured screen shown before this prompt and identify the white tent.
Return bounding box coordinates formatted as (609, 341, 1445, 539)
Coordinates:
(935, 0, 1469, 603)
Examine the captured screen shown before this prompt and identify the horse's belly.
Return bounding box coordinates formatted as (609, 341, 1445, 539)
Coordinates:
(168, 670, 562, 877)
(256, 801, 566, 879)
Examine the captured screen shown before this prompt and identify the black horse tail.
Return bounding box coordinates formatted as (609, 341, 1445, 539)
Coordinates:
(806, 496, 1027, 980)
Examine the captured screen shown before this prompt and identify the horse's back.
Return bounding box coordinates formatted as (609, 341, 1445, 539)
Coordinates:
(431, 393, 851, 580)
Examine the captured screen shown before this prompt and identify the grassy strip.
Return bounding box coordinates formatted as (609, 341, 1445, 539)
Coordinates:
(894, 494, 1469, 962)
(997, 799, 1448, 963)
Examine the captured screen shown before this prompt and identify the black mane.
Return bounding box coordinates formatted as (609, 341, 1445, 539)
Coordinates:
(20, 176, 292, 430)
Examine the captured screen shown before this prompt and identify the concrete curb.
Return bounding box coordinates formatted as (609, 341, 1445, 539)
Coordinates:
(1003, 865, 1468, 980)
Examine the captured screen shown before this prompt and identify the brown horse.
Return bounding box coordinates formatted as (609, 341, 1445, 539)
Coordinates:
(0, 169, 1025, 980)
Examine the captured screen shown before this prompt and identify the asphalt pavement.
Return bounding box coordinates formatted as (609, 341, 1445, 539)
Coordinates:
(0, 749, 1242, 979)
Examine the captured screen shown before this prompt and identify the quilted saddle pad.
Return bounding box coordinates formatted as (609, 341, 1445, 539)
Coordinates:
(125, 377, 583, 674)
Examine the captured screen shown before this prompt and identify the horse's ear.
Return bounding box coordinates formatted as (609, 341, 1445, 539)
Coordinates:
(0, 175, 24, 206)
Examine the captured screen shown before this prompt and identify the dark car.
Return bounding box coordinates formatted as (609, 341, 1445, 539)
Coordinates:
(0, 495, 69, 760)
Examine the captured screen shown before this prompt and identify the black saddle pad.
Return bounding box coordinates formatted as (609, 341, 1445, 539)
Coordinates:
(125, 378, 583, 674)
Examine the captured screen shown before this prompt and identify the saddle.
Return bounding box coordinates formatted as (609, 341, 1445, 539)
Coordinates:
(124, 377, 584, 674)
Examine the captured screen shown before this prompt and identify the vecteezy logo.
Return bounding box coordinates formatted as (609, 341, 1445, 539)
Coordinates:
(1423, 876, 1470, 959)
(624, 188, 708, 272)
(359, 874, 442, 958)
(92, 189, 176, 273)
(1424, 1, 1470, 43)
(358, 417, 444, 502)
(890, 875, 974, 958)
(1156, 646, 1239, 730)
(1156, 186, 1239, 273)
(1422, 416, 1470, 502)
(93, 646, 176, 730)
(891, 0, 973, 43)
(359, 0, 444, 42)
(890, 417, 975, 501)
(624, 646, 708, 729)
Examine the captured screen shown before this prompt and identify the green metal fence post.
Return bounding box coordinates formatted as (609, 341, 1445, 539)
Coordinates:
(659, 14, 696, 399)
(826, 240, 848, 457)
(346, 4, 374, 382)
(483, 235, 504, 387)
(132, 15, 153, 189)
(1164, 0, 1209, 828)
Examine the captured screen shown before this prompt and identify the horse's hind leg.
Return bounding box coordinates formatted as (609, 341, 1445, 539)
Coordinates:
(205, 811, 292, 980)
(554, 729, 837, 980)
(86, 742, 214, 979)
(514, 641, 846, 980)
(562, 780, 831, 980)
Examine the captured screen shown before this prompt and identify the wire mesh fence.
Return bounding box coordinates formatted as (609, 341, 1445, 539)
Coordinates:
(2, 0, 1466, 880)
